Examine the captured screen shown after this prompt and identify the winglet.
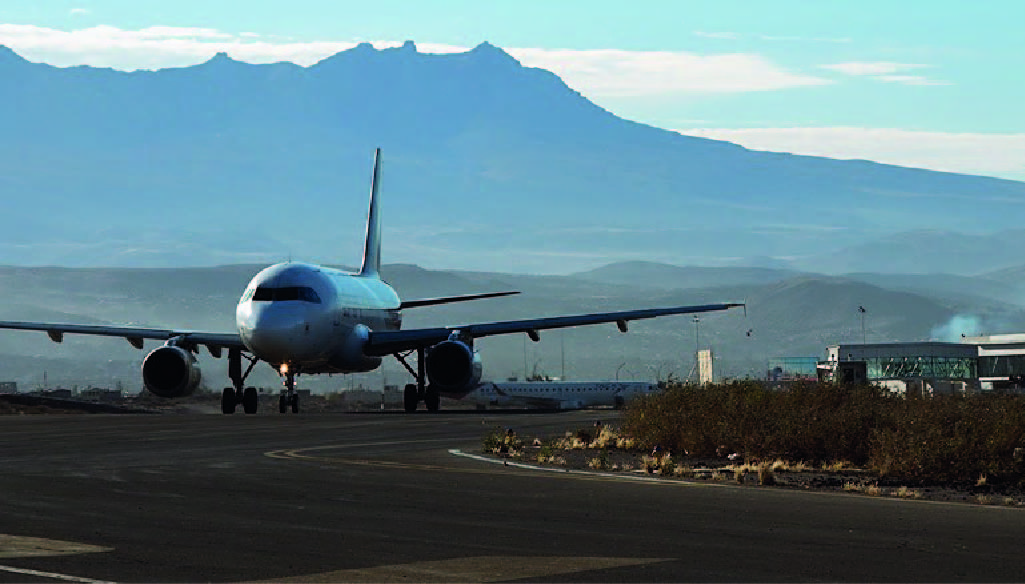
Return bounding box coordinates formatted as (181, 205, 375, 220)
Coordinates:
(358, 148, 382, 277)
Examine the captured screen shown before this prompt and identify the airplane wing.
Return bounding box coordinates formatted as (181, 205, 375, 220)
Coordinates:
(364, 302, 744, 356)
(399, 291, 520, 310)
(0, 321, 245, 356)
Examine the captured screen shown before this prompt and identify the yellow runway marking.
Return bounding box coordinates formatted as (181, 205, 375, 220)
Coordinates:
(0, 534, 111, 559)
(248, 555, 670, 583)
(0, 535, 114, 584)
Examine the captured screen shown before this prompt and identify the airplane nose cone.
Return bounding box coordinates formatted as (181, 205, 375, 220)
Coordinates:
(241, 305, 308, 362)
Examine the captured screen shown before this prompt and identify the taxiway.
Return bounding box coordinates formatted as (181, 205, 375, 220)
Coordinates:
(0, 412, 1023, 582)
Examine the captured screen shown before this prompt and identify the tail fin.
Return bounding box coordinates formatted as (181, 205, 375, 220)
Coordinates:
(358, 148, 382, 277)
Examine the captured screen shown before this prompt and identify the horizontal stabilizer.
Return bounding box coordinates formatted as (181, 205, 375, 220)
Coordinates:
(399, 291, 520, 310)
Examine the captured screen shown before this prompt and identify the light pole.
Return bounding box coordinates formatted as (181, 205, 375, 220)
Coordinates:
(522, 334, 527, 380)
(858, 305, 867, 344)
(560, 330, 566, 381)
(693, 316, 701, 352)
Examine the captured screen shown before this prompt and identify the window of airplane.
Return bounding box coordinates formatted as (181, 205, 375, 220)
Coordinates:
(253, 286, 322, 303)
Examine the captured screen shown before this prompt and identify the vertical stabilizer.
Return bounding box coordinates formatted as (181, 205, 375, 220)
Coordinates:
(358, 148, 382, 277)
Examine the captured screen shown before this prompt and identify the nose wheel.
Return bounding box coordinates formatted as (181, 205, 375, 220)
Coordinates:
(279, 370, 300, 414)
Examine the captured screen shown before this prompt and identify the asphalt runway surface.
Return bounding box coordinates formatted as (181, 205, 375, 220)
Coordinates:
(1, 411, 1024, 583)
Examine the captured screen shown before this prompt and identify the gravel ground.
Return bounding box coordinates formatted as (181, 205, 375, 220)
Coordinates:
(499, 442, 1025, 508)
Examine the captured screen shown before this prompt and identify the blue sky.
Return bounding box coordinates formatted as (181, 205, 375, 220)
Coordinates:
(2, 0, 1023, 179)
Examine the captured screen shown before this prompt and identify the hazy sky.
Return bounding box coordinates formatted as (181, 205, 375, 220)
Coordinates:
(2, 0, 1023, 180)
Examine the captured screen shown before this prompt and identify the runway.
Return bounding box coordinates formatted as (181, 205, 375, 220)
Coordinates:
(1, 411, 1023, 583)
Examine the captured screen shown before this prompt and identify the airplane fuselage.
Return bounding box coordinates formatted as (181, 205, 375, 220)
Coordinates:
(473, 381, 659, 410)
(236, 262, 401, 375)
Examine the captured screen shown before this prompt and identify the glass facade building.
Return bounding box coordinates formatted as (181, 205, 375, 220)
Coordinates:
(821, 339, 1025, 392)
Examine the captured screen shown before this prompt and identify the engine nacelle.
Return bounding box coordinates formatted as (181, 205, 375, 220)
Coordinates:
(142, 345, 202, 398)
(425, 340, 482, 393)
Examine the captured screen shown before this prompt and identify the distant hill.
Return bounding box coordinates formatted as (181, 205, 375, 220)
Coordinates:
(1, 43, 1024, 274)
(798, 230, 1025, 276)
(2, 263, 1024, 391)
(572, 261, 801, 289)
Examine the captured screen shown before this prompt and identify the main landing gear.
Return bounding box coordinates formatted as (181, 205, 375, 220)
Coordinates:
(396, 347, 439, 413)
(278, 369, 300, 414)
(222, 348, 260, 415)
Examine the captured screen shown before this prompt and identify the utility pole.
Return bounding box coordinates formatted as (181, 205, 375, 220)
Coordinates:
(522, 334, 527, 381)
(693, 316, 701, 351)
(858, 305, 867, 344)
(560, 330, 566, 381)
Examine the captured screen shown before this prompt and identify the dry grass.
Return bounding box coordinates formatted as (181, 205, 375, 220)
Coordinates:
(822, 460, 854, 472)
(536, 454, 566, 466)
(639, 453, 675, 475)
(673, 465, 694, 478)
(483, 427, 525, 456)
(624, 381, 1025, 485)
(553, 425, 638, 451)
(895, 486, 923, 500)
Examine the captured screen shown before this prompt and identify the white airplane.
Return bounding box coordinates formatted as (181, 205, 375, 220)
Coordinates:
(0, 149, 744, 414)
(472, 380, 660, 410)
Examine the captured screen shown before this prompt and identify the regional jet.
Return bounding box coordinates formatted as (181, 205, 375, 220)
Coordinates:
(473, 381, 660, 410)
(0, 149, 744, 414)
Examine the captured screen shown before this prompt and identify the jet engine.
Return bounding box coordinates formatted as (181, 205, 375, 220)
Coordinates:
(142, 345, 202, 398)
(425, 340, 482, 392)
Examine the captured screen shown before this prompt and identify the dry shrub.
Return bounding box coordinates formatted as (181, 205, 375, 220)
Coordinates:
(867, 394, 1025, 484)
(624, 381, 885, 465)
(625, 381, 1025, 486)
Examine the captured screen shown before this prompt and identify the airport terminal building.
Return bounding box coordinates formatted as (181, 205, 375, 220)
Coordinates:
(817, 334, 1025, 395)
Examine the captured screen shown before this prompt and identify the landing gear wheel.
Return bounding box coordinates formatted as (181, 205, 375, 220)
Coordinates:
(221, 387, 236, 414)
(242, 387, 259, 414)
(279, 395, 287, 414)
(425, 386, 440, 412)
(290, 393, 299, 414)
(403, 384, 418, 413)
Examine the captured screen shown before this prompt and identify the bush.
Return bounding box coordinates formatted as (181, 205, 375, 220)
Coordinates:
(482, 427, 524, 455)
(624, 381, 1025, 485)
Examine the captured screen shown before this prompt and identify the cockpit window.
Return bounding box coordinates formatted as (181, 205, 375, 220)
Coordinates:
(252, 286, 322, 303)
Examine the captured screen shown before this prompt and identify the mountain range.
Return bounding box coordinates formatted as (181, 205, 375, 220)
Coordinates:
(1, 42, 1025, 274)
(2, 262, 1023, 392)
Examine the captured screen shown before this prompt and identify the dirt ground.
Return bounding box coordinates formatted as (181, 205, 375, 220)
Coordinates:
(499, 442, 1025, 508)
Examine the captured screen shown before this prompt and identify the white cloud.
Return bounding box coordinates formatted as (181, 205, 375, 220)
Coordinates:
(875, 74, 951, 86)
(510, 48, 832, 96)
(135, 26, 233, 40)
(820, 61, 925, 76)
(678, 127, 1025, 181)
(69, 8, 90, 17)
(0, 24, 465, 69)
(759, 35, 851, 43)
(0, 24, 832, 96)
(693, 31, 740, 40)
(819, 61, 948, 85)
